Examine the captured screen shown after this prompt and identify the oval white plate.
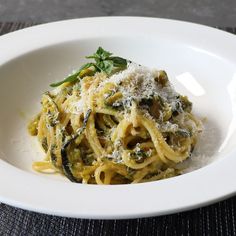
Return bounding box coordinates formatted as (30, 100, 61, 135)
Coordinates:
(0, 17, 236, 219)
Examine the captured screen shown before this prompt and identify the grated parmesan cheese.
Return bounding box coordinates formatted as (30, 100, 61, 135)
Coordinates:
(159, 121, 179, 132)
(105, 63, 178, 106)
(65, 99, 84, 114)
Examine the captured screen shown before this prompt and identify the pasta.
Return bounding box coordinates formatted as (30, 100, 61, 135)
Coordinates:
(28, 48, 202, 184)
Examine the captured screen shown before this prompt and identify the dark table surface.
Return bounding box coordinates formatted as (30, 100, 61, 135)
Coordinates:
(0, 0, 236, 27)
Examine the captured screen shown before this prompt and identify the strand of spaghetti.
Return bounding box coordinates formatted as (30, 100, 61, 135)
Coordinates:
(139, 142, 155, 149)
(131, 163, 162, 183)
(88, 76, 106, 156)
(55, 91, 67, 111)
(96, 81, 116, 107)
(54, 125, 63, 167)
(70, 113, 83, 132)
(132, 168, 150, 183)
(130, 126, 149, 139)
(32, 161, 56, 173)
(105, 92, 123, 105)
(80, 165, 98, 184)
(94, 165, 108, 184)
(174, 138, 192, 153)
(95, 107, 123, 120)
(48, 126, 56, 163)
(137, 114, 189, 163)
(103, 114, 117, 128)
(104, 170, 114, 184)
(111, 119, 131, 141)
(187, 112, 202, 127)
(140, 168, 176, 183)
(94, 164, 116, 185)
(109, 162, 130, 179)
(53, 112, 74, 167)
(96, 113, 107, 130)
(130, 102, 138, 127)
(45, 126, 52, 161)
(61, 113, 71, 127)
(122, 150, 160, 169)
(81, 77, 104, 158)
(135, 114, 168, 163)
(37, 112, 46, 143)
(161, 139, 190, 161)
(85, 113, 105, 157)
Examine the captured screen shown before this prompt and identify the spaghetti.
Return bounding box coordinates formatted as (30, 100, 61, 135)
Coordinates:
(28, 48, 202, 184)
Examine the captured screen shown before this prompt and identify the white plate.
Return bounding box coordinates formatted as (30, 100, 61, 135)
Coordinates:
(0, 17, 236, 219)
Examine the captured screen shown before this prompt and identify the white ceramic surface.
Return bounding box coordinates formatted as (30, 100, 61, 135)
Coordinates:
(0, 17, 236, 219)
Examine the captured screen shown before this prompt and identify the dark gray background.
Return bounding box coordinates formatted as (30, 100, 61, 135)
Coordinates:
(0, 0, 235, 26)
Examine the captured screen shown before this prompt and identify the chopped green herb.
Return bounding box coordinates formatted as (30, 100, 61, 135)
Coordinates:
(41, 137, 48, 152)
(86, 46, 112, 61)
(130, 145, 149, 163)
(176, 129, 191, 137)
(61, 109, 92, 182)
(50, 63, 95, 87)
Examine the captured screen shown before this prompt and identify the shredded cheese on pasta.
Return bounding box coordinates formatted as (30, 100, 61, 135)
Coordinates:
(28, 63, 202, 184)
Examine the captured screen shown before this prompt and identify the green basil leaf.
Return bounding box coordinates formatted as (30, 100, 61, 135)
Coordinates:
(110, 56, 127, 67)
(102, 60, 114, 74)
(96, 47, 112, 60)
(50, 63, 95, 87)
(79, 62, 95, 71)
(86, 47, 112, 61)
(96, 60, 113, 74)
(50, 72, 80, 87)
